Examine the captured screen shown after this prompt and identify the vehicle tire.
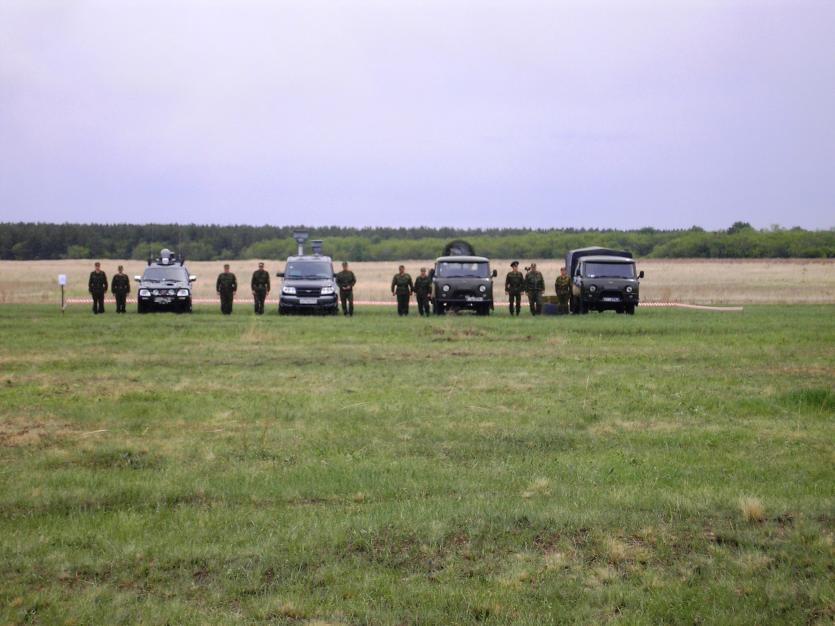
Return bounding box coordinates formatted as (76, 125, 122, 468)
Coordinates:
(433, 301, 445, 315)
(578, 299, 588, 314)
(138, 302, 147, 314)
(626, 304, 635, 315)
(278, 306, 287, 316)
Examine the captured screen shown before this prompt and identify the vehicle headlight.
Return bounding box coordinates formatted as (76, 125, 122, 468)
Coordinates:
(177, 289, 190, 297)
(167, 289, 176, 296)
(626, 286, 633, 293)
(152, 289, 160, 296)
(139, 289, 150, 297)
(479, 285, 487, 292)
(320, 287, 334, 295)
(589, 285, 597, 293)
(442, 284, 450, 292)
(282, 286, 296, 295)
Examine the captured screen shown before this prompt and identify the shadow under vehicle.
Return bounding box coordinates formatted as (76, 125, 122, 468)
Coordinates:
(430, 240, 497, 315)
(566, 247, 644, 315)
(135, 249, 196, 313)
(276, 231, 339, 315)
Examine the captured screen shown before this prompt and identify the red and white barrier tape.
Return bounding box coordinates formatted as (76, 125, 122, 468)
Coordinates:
(62, 298, 742, 311)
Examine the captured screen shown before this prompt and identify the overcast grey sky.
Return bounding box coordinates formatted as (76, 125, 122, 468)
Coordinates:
(1, 0, 833, 229)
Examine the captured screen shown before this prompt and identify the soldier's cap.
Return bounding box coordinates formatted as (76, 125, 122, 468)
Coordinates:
(510, 261, 519, 267)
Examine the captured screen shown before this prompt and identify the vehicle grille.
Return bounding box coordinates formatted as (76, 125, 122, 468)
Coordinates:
(296, 287, 321, 297)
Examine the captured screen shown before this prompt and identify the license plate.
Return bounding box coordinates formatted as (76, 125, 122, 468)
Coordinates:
(602, 297, 620, 302)
(465, 296, 484, 302)
(300, 298, 317, 304)
(156, 297, 171, 304)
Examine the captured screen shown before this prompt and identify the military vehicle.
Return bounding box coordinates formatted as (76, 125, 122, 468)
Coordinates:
(429, 240, 497, 315)
(135, 249, 196, 313)
(566, 247, 644, 314)
(276, 231, 339, 315)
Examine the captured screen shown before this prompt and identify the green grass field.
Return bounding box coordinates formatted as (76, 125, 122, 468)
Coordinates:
(1, 304, 833, 625)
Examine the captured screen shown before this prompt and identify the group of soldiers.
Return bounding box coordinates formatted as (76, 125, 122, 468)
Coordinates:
(87, 260, 572, 316)
(505, 261, 571, 316)
(87, 262, 131, 314)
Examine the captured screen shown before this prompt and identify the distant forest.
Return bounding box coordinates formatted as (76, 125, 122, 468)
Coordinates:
(1, 222, 833, 261)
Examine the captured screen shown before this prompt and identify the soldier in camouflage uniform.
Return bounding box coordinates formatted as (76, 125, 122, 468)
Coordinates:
(250, 262, 270, 315)
(88, 262, 108, 314)
(524, 262, 545, 316)
(554, 266, 571, 315)
(505, 261, 525, 316)
(110, 265, 130, 314)
(335, 262, 357, 316)
(391, 265, 414, 316)
(216, 264, 237, 315)
(413, 267, 433, 316)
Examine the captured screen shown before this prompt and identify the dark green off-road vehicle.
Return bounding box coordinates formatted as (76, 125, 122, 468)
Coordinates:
(429, 240, 497, 315)
(567, 247, 644, 315)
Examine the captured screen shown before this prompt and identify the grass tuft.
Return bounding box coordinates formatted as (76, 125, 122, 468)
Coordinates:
(739, 496, 766, 523)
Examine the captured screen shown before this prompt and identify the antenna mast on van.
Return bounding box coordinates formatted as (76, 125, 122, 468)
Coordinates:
(293, 230, 309, 255)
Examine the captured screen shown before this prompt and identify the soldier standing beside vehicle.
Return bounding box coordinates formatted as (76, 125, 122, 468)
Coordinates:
(524, 263, 545, 316)
(335, 262, 357, 316)
(88, 262, 108, 314)
(110, 265, 130, 314)
(554, 266, 571, 315)
(505, 261, 524, 316)
(391, 265, 414, 316)
(414, 267, 432, 317)
(251, 262, 270, 315)
(216, 264, 237, 315)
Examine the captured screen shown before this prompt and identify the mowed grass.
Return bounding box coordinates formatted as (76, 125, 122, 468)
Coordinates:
(0, 305, 833, 625)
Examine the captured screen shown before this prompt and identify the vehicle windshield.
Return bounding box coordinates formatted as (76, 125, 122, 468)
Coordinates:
(436, 261, 490, 278)
(583, 262, 636, 279)
(142, 267, 188, 282)
(285, 261, 333, 280)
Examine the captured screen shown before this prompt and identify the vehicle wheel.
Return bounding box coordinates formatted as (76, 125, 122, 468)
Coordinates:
(578, 299, 588, 314)
(138, 302, 147, 314)
(433, 301, 445, 315)
(626, 304, 635, 315)
(278, 306, 287, 316)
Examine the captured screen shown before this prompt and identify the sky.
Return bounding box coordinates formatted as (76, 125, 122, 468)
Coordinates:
(1, 0, 833, 230)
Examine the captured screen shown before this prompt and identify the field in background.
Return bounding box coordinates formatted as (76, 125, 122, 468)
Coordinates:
(0, 305, 832, 624)
(1, 258, 834, 305)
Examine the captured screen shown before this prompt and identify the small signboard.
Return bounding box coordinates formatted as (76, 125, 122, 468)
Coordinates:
(58, 274, 67, 285)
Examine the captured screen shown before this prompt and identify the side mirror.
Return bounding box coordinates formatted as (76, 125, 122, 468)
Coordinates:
(189, 275, 197, 282)
(638, 271, 645, 279)
(492, 269, 498, 277)
(276, 272, 285, 278)
(428, 269, 435, 279)
(134, 275, 142, 281)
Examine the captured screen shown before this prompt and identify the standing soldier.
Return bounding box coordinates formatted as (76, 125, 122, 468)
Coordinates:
(505, 261, 525, 316)
(554, 266, 571, 315)
(413, 267, 433, 316)
(110, 264, 130, 314)
(335, 262, 357, 316)
(88, 262, 108, 314)
(391, 265, 414, 316)
(524, 263, 545, 316)
(216, 264, 237, 315)
(251, 262, 270, 315)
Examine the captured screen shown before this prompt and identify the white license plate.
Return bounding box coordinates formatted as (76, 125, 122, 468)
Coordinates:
(602, 297, 620, 302)
(156, 297, 171, 304)
(299, 298, 318, 304)
(465, 296, 484, 302)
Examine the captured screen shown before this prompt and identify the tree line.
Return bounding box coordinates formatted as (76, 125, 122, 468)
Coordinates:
(0, 222, 832, 261)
